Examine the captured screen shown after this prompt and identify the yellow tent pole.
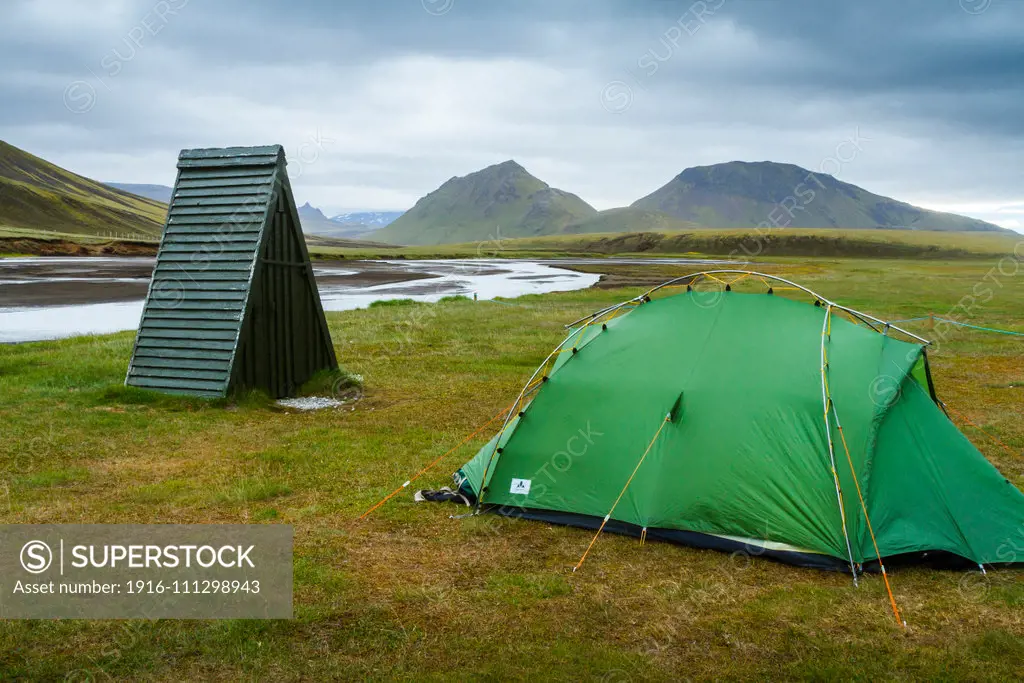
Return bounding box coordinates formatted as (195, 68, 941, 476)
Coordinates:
(573, 414, 671, 572)
(831, 401, 907, 629)
(820, 305, 859, 582)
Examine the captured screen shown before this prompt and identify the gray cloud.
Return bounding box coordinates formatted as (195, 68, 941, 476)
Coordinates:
(0, 0, 1021, 230)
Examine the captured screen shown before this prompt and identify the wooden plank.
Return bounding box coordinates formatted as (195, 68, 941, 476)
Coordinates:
(173, 187, 272, 199)
(138, 327, 238, 341)
(133, 347, 234, 361)
(179, 145, 282, 160)
(163, 233, 260, 244)
(169, 206, 267, 219)
(144, 305, 245, 318)
(127, 376, 229, 392)
(147, 281, 249, 292)
(143, 309, 241, 322)
(160, 243, 256, 254)
(149, 291, 247, 302)
(131, 367, 228, 381)
(151, 273, 251, 285)
(178, 156, 279, 169)
(168, 215, 266, 226)
(142, 317, 241, 330)
(145, 298, 245, 310)
(132, 357, 232, 372)
(172, 196, 271, 208)
(174, 167, 275, 181)
(133, 337, 233, 352)
(163, 225, 262, 237)
(157, 252, 255, 262)
(175, 176, 274, 190)
(151, 269, 252, 282)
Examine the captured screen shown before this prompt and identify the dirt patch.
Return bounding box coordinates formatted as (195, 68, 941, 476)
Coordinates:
(0, 237, 157, 257)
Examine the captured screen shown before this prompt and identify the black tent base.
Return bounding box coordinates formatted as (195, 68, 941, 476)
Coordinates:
(469, 503, 987, 573)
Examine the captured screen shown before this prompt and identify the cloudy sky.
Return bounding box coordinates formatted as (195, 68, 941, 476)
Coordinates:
(2, 0, 1022, 231)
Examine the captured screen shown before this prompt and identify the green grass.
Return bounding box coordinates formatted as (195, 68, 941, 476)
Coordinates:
(0, 225, 159, 243)
(0, 141, 166, 238)
(0, 257, 1022, 680)
(368, 298, 419, 308)
(310, 227, 1024, 261)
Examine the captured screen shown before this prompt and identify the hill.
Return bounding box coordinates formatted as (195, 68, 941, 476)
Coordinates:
(0, 141, 167, 238)
(633, 161, 1008, 232)
(105, 182, 173, 203)
(371, 160, 597, 245)
(561, 207, 704, 235)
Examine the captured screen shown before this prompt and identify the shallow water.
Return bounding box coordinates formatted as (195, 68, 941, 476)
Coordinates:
(0, 256, 740, 343)
(0, 258, 600, 343)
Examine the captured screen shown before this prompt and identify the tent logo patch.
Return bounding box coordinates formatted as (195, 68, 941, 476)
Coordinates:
(510, 478, 532, 495)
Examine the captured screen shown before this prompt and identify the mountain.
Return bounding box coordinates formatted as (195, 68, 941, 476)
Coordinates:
(105, 182, 173, 203)
(632, 161, 1008, 232)
(0, 141, 167, 238)
(331, 211, 404, 228)
(561, 207, 704, 235)
(371, 160, 597, 245)
(314, 211, 405, 239)
(293, 202, 372, 239)
(295, 201, 347, 235)
(298, 201, 330, 223)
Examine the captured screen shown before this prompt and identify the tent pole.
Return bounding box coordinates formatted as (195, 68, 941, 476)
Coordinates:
(830, 398, 907, 629)
(820, 305, 860, 585)
(573, 413, 671, 572)
(567, 270, 933, 345)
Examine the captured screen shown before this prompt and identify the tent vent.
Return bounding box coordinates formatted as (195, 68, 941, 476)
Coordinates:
(669, 391, 685, 423)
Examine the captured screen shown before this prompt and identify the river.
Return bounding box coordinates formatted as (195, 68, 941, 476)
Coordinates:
(0, 256, 732, 343)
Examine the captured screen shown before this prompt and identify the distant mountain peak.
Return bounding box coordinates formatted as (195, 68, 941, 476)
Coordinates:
(635, 160, 1007, 233)
(297, 202, 328, 221)
(491, 159, 526, 172)
(371, 161, 596, 245)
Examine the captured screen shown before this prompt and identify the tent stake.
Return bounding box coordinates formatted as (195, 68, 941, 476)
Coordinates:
(360, 402, 515, 520)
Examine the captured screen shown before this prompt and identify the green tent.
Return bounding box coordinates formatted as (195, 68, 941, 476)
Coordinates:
(454, 272, 1024, 573)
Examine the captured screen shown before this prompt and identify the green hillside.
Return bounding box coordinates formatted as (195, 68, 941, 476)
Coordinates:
(311, 227, 1021, 261)
(372, 160, 597, 245)
(633, 161, 1009, 233)
(561, 206, 704, 235)
(0, 140, 167, 238)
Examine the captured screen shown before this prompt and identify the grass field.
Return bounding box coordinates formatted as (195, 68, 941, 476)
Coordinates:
(309, 228, 1024, 261)
(4, 225, 1020, 262)
(0, 257, 1022, 680)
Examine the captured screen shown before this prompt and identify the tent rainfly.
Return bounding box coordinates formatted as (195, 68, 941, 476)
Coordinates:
(125, 145, 337, 398)
(450, 272, 1024, 579)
